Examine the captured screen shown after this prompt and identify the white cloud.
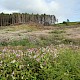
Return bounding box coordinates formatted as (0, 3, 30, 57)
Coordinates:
(0, 0, 80, 22)
(1, 0, 59, 14)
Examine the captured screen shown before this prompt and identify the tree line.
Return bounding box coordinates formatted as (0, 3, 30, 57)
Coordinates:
(0, 13, 56, 26)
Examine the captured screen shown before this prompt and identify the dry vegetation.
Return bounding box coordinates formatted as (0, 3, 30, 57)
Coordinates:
(0, 24, 80, 47)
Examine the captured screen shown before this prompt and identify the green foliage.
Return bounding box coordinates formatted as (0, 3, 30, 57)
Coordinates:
(0, 39, 36, 48)
(9, 39, 30, 46)
(63, 21, 69, 26)
(62, 38, 80, 46)
(0, 41, 8, 46)
(55, 21, 80, 27)
(55, 49, 80, 80)
(0, 48, 80, 80)
(49, 30, 65, 34)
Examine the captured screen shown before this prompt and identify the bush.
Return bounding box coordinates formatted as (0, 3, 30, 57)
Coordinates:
(63, 21, 68, 26)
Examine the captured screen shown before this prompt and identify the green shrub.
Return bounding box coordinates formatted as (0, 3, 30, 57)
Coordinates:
(49, 30, 65, 34)
(9, 39, 29, 46)
(0, 48, 80, 80)
(62, 38, 80, 46)
(0, 41, 8, 46)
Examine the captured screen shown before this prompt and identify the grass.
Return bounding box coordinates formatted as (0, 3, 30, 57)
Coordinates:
(0, 39, 37, 48)
(2, 24, 39, 32)
(54, 22, 80, 27)
(0, 35, 64, 47)
(0, 33, 80, 48)
(49, 30, 65, 34)
(54, 49, 80, 80)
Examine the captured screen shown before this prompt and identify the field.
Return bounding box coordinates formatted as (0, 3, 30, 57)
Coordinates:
(0, 23, 80, 80)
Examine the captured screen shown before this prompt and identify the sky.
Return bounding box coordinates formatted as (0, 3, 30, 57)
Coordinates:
(0, 0, 80, 22)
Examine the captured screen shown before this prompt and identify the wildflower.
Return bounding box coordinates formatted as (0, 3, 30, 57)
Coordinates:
(27, 64, 29, 66)
(2, 48, 7, 53)
(11, 60, 16, 63)
(40, 64, 43, 68)
(36, 58, 40, 62)
(12, 50, 17, 54)
(54, 53, 57, 58)
(21, 76, 24, 79)
(18, 50, 23, 53)
(28, 49, 33, 54)
(16, 54, 21, 58)
(12, 71, 14, 75)
(43, 52, 46, 55)
(19, 65, 24, 69)
(33, 55, 37, 59)
(50, 50, 53, 53)
(43, 61, 47, 65)
(47, 48, 50, 52)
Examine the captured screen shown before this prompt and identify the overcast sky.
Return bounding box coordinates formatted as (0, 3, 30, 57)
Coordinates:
(0, 0, 80, 22)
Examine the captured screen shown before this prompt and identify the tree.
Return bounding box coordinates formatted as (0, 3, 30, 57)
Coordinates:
(67, 19, 69, 22)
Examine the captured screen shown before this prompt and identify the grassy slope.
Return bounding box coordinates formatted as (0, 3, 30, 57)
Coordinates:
(55, 22, 80, 27)
(0, 23, 80, 80)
